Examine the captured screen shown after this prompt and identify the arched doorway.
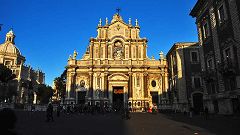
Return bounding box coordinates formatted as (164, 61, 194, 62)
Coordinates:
(192, 93, 203, 114)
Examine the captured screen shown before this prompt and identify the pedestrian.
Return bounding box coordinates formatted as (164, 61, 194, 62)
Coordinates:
(57, 104, 61, 117)
(46, 102, 54, 122)
(189, 107, 193, 118)
(204, 106, 209, 120)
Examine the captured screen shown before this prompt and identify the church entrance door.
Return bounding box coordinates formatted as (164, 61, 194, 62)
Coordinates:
(77, 91, 86, 105)
(112, 86, 124, 112)
(150, 91, 159, 106)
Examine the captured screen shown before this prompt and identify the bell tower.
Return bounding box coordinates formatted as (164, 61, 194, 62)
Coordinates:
(5, 28, 15, 43)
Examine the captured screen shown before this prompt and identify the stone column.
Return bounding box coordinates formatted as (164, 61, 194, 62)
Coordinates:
(104, 72, 108, 98)
(66, 72, 72, 99)
(129, 41, 131, 59)
(69, 72, 76, 102)
(89, 72, 93, 98)
(144, 73, 148, 98)
(90, 41, 93, 59)
(128, 72, 133, 98)
(105, 41, 108, 60)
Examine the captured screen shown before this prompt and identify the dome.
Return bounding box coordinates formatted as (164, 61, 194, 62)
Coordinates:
(0, 42, 21, 55)
(0, 29, 21, 55)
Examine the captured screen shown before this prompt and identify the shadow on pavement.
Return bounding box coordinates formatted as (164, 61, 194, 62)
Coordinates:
(161, 112, 240, 135)
(14, 111, 127, 135)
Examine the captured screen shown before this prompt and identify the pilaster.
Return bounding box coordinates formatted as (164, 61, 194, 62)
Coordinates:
(209, 6, 225, 92)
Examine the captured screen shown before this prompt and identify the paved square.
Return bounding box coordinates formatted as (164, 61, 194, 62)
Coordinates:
(12, 111, 240, 135)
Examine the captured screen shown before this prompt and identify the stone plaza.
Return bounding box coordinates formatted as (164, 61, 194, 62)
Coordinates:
(10, 111, 240, 135)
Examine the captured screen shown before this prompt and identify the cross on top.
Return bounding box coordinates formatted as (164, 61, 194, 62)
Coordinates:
(116, 8, 121, 15)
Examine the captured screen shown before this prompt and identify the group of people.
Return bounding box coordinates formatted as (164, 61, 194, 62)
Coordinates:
(45, 102, 132, 121)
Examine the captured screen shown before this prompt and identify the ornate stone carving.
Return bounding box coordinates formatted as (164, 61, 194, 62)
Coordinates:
(113, 41, 123, 59)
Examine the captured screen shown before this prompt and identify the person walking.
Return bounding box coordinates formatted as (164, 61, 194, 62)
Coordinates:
(46, 103, 54, 122)
(57, 104, 61, 117)
(204, 106, 209, 120)
(189, 107, 193, 118)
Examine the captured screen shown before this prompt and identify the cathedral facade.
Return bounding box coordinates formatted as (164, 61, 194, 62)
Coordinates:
(0, 29, 45, 104)
(66, 13, 168, 109)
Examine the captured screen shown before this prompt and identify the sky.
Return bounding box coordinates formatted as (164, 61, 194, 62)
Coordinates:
(0, 0, 198, 86)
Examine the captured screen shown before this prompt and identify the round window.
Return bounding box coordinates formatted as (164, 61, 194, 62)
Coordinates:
(151, 80, 156, 87)
(80, 80, 85, 87)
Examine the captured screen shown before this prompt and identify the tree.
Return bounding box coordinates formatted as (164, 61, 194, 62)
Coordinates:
(21, 80, 34, 104)
(0, 64, 16, 83)
(37, 84, 53, 104)
(54, 69, 66, 103)
(0, 64, 16, 102)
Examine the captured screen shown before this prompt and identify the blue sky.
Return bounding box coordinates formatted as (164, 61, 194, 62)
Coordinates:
(0, 0, 198, 86)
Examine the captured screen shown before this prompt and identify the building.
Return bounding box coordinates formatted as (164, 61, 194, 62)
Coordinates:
(190, 0, 240, 114)
(66, 13, 169, 110)
(167, 42, 203, 113)
(0, 29, 45, 104)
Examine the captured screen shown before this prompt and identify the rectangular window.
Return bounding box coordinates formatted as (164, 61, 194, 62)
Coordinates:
(192, 76, 201, 88)
(207, 82, 216, 94)
(191, 51, 199, 62)
(203, 21, 210, 39)
(218, 4, 227, 24)
(172, 55, 176, 65)
(5, 61, 11, 66)
(207, 58, 214, 69)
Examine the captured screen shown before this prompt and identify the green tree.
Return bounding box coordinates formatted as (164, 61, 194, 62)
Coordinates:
(37, 84, 53, 104)
(54, 69, 66, 103)
(0, 64, 16, 102)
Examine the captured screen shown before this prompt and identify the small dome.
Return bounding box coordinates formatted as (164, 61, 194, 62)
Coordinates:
(0, 29, 21, 55)
(0, 42, 21, 55)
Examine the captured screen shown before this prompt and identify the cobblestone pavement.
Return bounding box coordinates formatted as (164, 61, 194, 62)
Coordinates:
(11, 111, 239, 135)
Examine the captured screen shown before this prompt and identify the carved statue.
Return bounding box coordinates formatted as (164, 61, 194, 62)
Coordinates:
(73, 50, 78, 59)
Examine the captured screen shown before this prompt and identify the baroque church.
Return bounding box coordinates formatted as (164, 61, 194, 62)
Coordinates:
(0, 29, 45, 104)
(66, 13, 168, 109)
